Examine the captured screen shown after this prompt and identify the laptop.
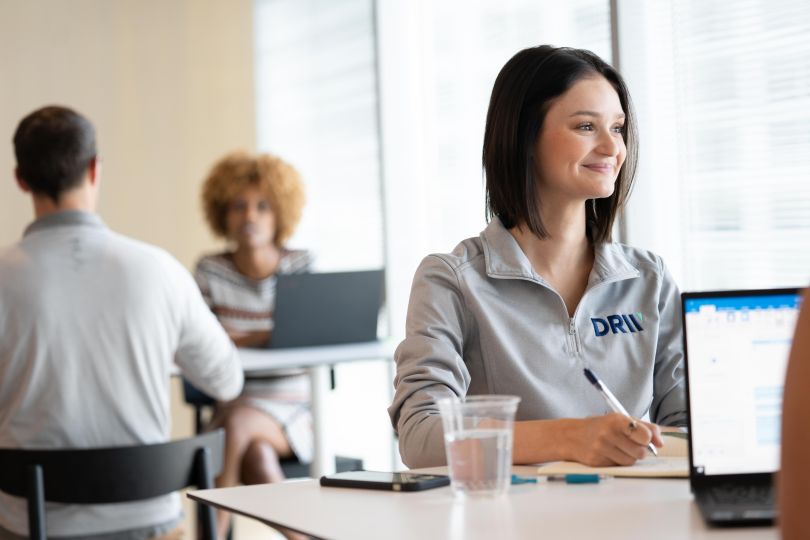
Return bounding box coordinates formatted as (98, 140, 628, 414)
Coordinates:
(270, 269, 385, 348)
(682, 288, 802, 526)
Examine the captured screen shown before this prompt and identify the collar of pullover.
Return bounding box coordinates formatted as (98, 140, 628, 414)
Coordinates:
(24, 210, 106, 237)
(480, 217, 640, 285)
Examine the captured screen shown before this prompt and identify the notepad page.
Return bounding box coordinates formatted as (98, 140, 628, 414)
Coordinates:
(537, 456, 688, 478)
(657, 431, 688, 458)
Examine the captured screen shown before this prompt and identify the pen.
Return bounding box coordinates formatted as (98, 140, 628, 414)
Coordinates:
(547, 473, 607, 484)
(582, 367, 658, 456)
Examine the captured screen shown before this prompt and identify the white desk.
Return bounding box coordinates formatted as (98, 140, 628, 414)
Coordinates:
(188, 466, 778, 540)
(237, 340, 395, 476)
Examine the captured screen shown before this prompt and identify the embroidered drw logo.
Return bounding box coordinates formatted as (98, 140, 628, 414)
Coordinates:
(591, 313, 644, 336)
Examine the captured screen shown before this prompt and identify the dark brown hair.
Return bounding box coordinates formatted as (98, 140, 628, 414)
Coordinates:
(13, 106, 97, 202)
(483, 45, 638, 243)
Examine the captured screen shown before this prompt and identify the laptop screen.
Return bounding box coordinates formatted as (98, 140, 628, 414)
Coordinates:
(271, 269, 385, 348)
(683, 289, 802, 476)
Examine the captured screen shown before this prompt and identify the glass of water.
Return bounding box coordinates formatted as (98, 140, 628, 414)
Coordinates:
(437, 395, 521, 497)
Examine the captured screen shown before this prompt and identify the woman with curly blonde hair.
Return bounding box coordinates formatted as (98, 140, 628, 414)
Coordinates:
(194, 151, 311, 538)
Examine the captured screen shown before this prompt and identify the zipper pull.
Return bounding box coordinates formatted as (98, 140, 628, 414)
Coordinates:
(569, 317, 580, 355)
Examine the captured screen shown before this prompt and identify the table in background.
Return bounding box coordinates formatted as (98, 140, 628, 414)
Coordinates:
(188, 465, 778, 540)
(237, 340, 395, 477)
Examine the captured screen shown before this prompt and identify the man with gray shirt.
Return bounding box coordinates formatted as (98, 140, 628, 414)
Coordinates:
(0, 106, 244, 539)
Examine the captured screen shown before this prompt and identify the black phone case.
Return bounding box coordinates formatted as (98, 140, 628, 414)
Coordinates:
(319, 472, 450, 491)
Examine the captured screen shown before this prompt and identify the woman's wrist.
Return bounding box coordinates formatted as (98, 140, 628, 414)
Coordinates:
(229, 330, 270, 348)
(513, 418, 579, 464)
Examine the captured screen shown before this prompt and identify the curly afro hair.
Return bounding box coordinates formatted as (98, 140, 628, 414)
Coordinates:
(201, 151, 306, 246)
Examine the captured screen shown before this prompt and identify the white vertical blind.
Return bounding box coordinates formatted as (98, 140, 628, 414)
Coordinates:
(622, 0, 810, 290)
(253, 0, 392, 472)
(377, 0, 611, 347)
(415, 0, 613, 254)
(254, 0, 383, 271)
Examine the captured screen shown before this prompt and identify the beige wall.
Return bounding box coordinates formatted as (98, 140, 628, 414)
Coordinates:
(0, 1, 256, 448)
(0, 0, 256, 269)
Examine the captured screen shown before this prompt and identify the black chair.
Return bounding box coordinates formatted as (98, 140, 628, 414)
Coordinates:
(0, 430, 224, 540)
(182, 379, 363, 477)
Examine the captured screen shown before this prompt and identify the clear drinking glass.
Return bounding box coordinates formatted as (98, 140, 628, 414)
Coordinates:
(437, 395, 521, 497)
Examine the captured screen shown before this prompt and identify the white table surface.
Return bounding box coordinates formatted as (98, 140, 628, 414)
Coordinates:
(238, 340, 395, 373)
(237, 340, 396, 476)
(188, 466, 778, 540)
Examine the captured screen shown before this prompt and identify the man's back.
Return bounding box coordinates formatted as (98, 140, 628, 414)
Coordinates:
(0, 211, 244, 537)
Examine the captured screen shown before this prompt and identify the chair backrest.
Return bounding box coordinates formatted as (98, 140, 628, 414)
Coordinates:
(0, 429, 224, 540)
(183, 378, 216, 434)
(183, 378, 216, 408)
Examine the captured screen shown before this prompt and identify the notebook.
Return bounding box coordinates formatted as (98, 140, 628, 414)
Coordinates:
(270, 269, 385, 348)
(682, 288, 802, 526)
(536, 432, 688, 478)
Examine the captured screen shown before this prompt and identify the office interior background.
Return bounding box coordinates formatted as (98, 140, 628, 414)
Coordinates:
(1, 0, 809, 495)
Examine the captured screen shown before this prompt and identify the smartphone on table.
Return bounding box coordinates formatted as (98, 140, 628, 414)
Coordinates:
(319, 471, 450, 492)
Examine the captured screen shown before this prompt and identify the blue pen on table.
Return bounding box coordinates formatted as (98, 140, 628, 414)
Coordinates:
(582, 367, 658, 456)
(547, 473, 607, 484)
(511, 473, 609, 484)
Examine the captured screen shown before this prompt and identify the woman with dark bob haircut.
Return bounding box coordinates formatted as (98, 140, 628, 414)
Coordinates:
(194, 151, 311, 538)
(389, 45, 687, 468)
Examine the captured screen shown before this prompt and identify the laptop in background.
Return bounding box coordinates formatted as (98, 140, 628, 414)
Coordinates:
(682, 288, 802, 526)
(270, 269, 385, 348)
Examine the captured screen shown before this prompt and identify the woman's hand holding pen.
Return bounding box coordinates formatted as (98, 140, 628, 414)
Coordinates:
(565, 413, 663, 467)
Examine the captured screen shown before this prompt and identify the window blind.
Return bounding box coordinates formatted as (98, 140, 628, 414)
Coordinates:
(419, 0, 613, 252)
(254, 0, 383, 270)
(666, 0, 810, 289)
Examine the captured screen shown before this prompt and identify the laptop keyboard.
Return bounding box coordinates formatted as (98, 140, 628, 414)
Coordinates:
(707, 484, 774, 506)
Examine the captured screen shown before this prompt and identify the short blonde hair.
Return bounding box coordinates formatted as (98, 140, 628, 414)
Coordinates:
(201, 151, 305, 246)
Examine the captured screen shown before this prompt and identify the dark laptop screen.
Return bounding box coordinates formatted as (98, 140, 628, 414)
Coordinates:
(683, 289, 801, 476)
(271, 269, 385, 348)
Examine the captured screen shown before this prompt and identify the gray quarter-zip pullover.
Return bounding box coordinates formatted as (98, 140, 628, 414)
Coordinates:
(388, 218, 686, 468)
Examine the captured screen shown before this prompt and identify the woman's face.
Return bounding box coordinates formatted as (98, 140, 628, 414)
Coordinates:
(224, 186, 276, 249)
(534, 75, 627, 203)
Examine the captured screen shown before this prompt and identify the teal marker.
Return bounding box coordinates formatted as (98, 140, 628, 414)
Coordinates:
(547, 473, 605, 484)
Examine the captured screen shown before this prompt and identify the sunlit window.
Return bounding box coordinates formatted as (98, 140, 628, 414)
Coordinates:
(623, 0, 810, 290)
(254, 0, 382, 271)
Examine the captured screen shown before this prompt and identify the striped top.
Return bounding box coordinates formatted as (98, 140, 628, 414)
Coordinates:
(193, 249, 314, 462)
(194, 249, 312, 335)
